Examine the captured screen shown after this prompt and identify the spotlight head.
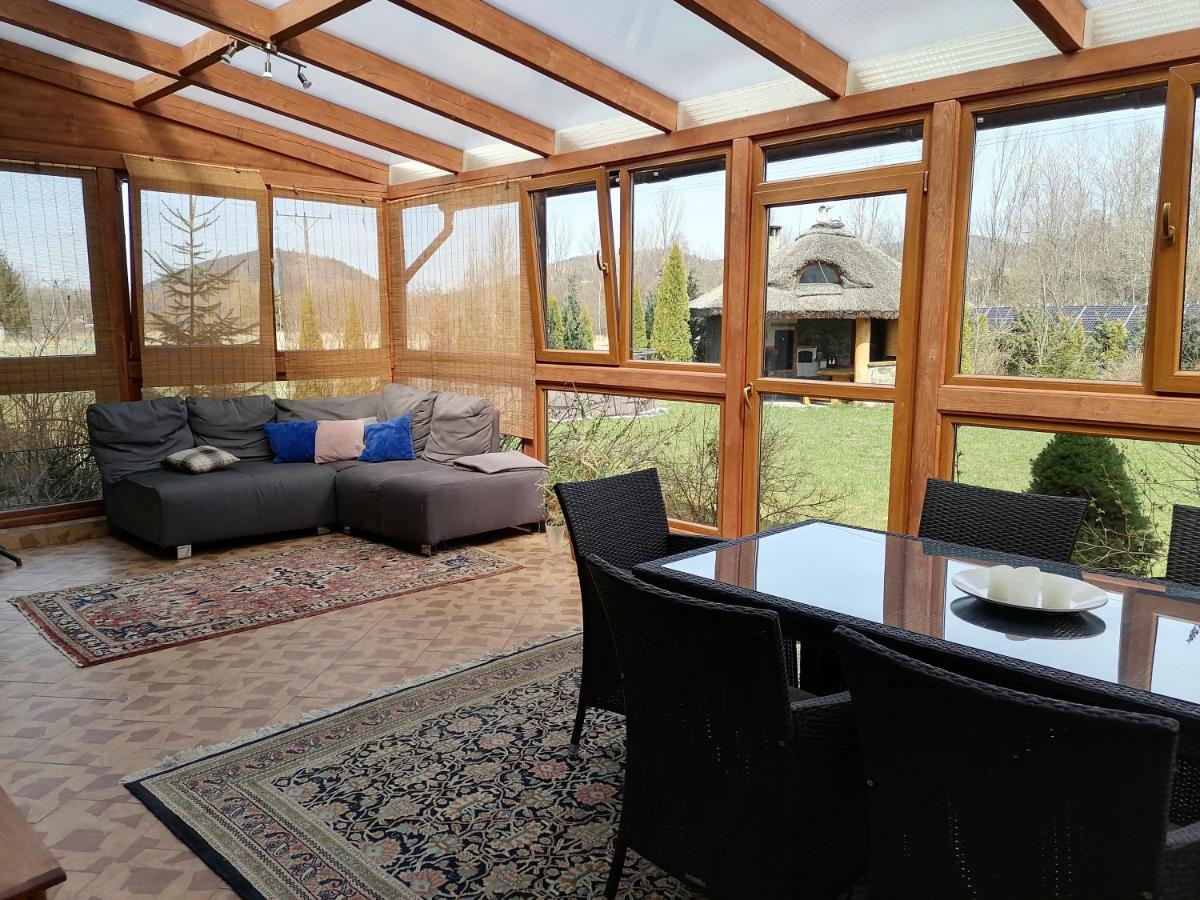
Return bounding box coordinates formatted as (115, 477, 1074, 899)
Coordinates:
(297, 66, 311, 90)
(261, 54, 273, 78)
(220, 40, 239, 63)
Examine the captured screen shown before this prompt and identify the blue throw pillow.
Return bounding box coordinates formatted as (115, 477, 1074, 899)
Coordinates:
(360, 414, 415, 462)
(263, 420, 317, 463)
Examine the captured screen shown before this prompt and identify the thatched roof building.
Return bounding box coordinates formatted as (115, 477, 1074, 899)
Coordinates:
(691, 218, 902, 320)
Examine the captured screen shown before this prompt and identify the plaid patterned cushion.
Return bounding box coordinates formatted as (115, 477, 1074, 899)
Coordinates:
(164, 445, 239, 474)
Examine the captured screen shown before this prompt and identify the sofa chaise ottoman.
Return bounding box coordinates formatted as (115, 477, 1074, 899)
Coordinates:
(86, 385, 544, 557)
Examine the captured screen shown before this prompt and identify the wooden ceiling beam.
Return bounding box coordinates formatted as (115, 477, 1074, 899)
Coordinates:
(1014, 0, 1087, 53)
(0, 0, 464, 171)
(671, 0, 847, 98)
(178, 31, 237, 77)
(272, 0, 371, 44)
(0, 39, 388, 183)
(140, 0, 557, 155)
(390, 0, 679, 132)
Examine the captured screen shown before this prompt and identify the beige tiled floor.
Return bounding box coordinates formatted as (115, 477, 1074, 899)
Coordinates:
(0, 529, 581, 899)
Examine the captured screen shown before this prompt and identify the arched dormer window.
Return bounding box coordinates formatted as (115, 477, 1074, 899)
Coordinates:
(797, 262, 841, 285)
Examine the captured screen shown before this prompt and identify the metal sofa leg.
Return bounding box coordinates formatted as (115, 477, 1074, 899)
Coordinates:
(420, 544, 433, 557)
(604, 837, 627, 899)
(175, 545, 192, 560)
(316, 526, 331, 535)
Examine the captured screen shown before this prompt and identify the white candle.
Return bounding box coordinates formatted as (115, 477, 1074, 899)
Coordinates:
(987, 565, 1014, 602)
(1040, 573, 1074, 609)
(1009, 567, 1042, 607)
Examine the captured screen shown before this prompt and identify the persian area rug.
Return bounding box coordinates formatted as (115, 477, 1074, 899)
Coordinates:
(10, 538, 519, 667)
(126, 635, 687, 899)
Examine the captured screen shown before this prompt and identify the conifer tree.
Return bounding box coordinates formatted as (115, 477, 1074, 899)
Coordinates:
(298, 287, 322, 350)
(0, 251, 30, 336)
(546, 295, 566, 349)
(650, 243, 693, 362)
(144, 196, 252, 346)
(630, 285, 648, 350)
(340, 298, 366, 350)
(562, 275, 593, 350)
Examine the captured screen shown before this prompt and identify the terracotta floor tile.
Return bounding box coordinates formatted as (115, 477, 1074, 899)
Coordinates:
(0, 529, 581, 897)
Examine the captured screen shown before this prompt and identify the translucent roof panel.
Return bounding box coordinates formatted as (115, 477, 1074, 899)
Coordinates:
(761, 0, 1036, 62)
(318, 0, 619, 131)
(0, 22, 152, 80)
(175, 86, 429, 169)
(224, 46, 509, 151)
(1087, 0, 1200, 45)
(485, 0, 791, 101)
(47, 0, 211, 46)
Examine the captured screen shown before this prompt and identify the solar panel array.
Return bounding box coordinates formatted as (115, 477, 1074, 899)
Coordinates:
(971, 304, 1200, 339)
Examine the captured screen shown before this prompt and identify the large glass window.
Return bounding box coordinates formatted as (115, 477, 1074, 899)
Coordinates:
(764, 124, 923, 182)
(960, 89, 1166, 381)
(544, 390, 719, 526)
(758, 395, 893, 530)
(1181, 89, 1200, 370)
(525, 170, 618, 361)
(952, 423, 1200, 577)
(630, 157, 726, 364)
(761, 195, 907, 383)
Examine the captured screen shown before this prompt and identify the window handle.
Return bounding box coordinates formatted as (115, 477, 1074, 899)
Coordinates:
(595, 250, 610, 275)
(1163, 202, 1176, 245)
(743, 384, 753, 408)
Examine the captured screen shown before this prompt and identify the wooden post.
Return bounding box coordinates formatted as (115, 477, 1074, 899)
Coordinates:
(854, 317, 871, 383)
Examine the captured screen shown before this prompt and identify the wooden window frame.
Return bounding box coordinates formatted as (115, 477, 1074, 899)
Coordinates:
(741, 165, 927, 534)
(520, 167, 621, 366)
(756, 112, 929, 185)
(1149, 63, 1200, 393)
(615, 148, 732, 374)
(944, 73, 1171, 397)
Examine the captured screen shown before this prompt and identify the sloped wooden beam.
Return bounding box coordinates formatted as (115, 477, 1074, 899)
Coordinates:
(179, 30, 237, 76)
(0, 39, 388, 183)
(0, 0, 464, 171)
(143, 0, 557, 154)
(1014, 0, 1086, 53)
(671, 0, 847, 98)
(272, 0, 371, 44)
(390, 0, 679, 132)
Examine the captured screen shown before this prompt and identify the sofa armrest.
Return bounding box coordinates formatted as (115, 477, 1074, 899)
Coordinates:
(666, 533, 723, 554)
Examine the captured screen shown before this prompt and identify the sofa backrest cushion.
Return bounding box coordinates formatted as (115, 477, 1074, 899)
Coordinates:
(87, 397, 195, 482)
(381, 384, 437, 454)
(186, 394, 275, 460)
(422, 392, 499, 464)
(274, 393, 382, 422)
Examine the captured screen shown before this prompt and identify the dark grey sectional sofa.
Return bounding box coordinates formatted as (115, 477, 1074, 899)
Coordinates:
(86, 384, 544, 558)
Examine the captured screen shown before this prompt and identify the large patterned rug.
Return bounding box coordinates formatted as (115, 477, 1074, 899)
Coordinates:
(11, 538, 519, 667)
(126, 635, 687, 899)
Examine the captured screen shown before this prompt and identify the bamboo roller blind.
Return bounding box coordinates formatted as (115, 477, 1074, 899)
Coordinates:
(391, 181, 535, 439)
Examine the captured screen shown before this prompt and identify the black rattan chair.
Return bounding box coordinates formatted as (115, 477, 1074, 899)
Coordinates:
(555, 469, 721, 744)
(588, 556, 866, 899)
(918, 476, 1087, 562)
(1167, 504, 1200, 586)
(833, 625, 1200, 900)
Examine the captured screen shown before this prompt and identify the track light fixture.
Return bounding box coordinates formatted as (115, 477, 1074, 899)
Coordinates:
(220, 40, 239, 63)
(297, 65, 311, 90)
(261, 53, 273, 78)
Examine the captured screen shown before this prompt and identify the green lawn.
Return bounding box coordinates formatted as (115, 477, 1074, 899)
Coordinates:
(553, 398, 1195, 576)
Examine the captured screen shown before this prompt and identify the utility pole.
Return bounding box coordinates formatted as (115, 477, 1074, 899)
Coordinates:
(277, 209, 331, 295)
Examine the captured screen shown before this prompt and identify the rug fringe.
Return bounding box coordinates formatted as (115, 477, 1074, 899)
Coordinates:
(121, 628, 582, 784)
(6, 597, 87, 667)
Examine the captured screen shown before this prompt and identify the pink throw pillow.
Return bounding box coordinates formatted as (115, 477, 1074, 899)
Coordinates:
(314, 419, 366, 464)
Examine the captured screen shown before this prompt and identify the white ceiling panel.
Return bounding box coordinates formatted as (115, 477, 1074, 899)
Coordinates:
(47, 0, 210, 46)
(761, 0, 1034, 63)
(318, 1, 623, 130)
(484, 0, 791, 100)
(224, 45, 508, 150)
(1087, 0, 1200, 45)
(0, 22, 153, 80)
(175, 85, 426, 168)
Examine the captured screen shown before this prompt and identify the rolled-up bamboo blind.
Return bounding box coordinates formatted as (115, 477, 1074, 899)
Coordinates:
(127, 155, 275, 392)
(391, 181, 535, 438)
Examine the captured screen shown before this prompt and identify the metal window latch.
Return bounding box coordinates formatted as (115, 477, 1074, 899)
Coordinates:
(595, 250, 610, 275)
(743, 384, 753, 407)
(1163, 202, 1176, 245)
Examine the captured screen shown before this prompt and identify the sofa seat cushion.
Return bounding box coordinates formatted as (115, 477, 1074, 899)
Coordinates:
(106, 461, 336, 549)
(336, 461, 543, 547)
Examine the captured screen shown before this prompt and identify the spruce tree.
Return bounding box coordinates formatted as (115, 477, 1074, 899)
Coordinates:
(561, 275, 593, 350)
(144, 196, 253, 346)
(546, 295, 566, 349)
(1029, 433, 1162, 575)
(0, 251, 30, 336)
(650, 243, 693, 362)
(630, 285, 648, 350)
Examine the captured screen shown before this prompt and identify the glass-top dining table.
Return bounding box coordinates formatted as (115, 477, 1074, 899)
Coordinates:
(634, 520, 1200, 756)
